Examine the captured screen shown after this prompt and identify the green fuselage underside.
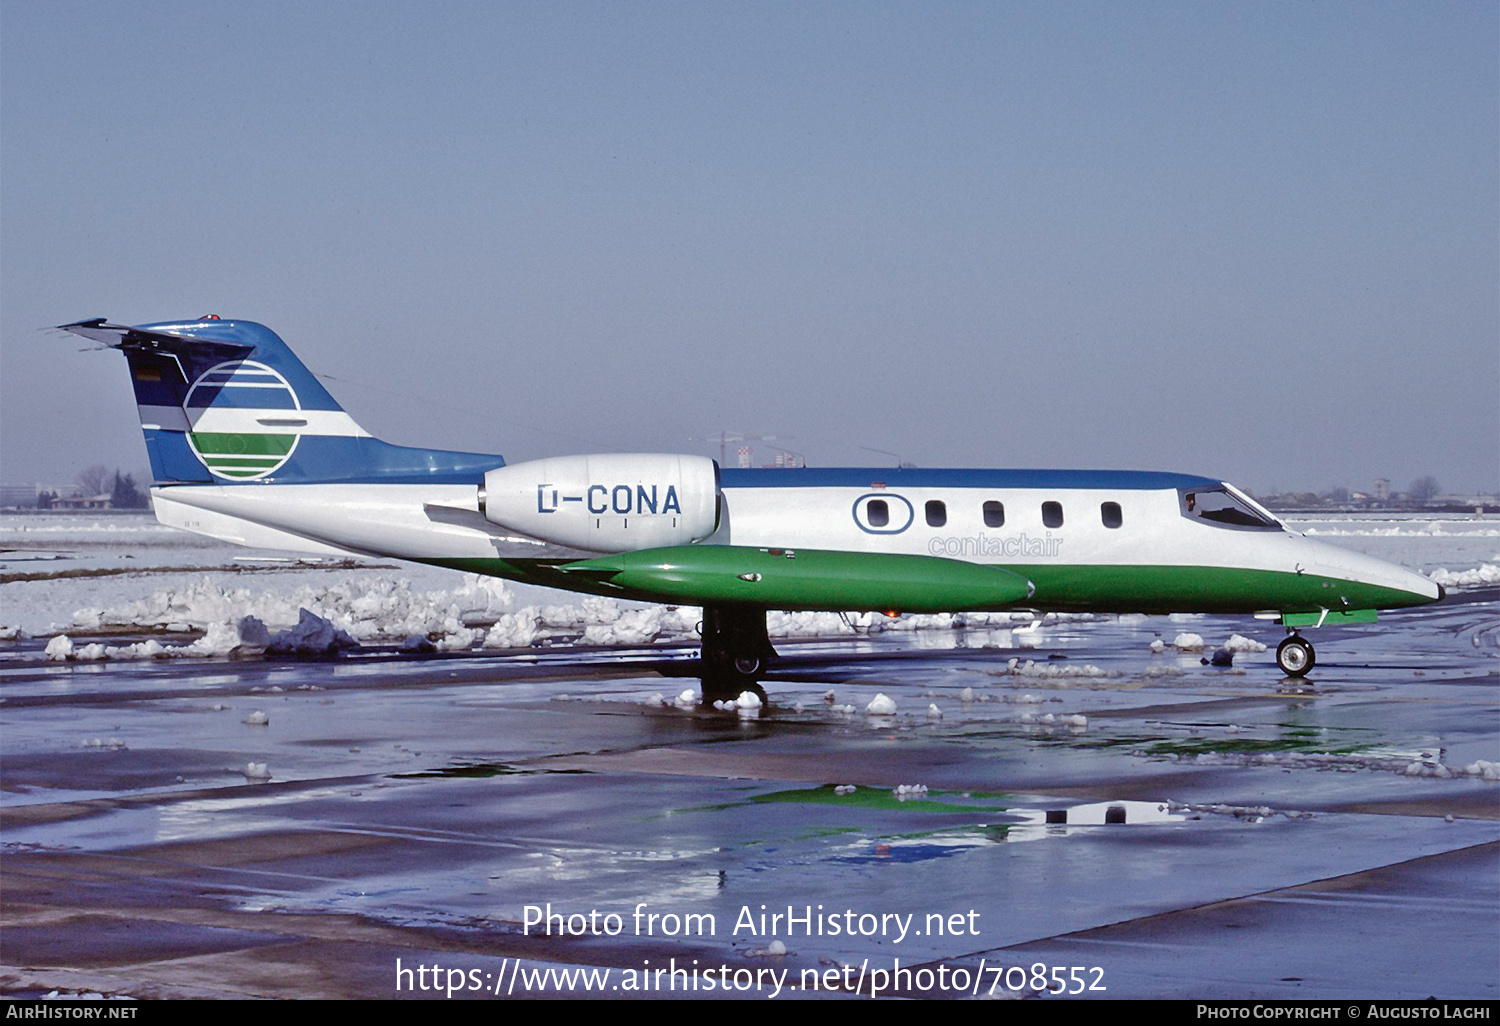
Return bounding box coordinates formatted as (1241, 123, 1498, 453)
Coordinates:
(422, 556, 1423, 616)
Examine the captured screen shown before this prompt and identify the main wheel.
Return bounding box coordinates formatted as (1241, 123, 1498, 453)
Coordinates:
(701, 643, 763, 682)
(700, 648, 768, 704)
(1276, 635, 1316, 676)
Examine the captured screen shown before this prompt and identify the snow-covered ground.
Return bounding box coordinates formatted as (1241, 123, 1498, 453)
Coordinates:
(1283, 512, 1500, 577)
(3, 511, 1496, 657)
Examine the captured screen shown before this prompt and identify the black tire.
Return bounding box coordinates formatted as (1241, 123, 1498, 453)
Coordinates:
(1276, 635, 1316, 676)
(700, 647, 764, 694)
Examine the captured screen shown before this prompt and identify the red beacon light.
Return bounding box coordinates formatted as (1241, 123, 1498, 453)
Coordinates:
(199, 313, 221, 321)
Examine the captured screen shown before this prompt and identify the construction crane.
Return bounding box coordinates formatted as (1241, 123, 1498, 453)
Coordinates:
(690, 431, 795, 467)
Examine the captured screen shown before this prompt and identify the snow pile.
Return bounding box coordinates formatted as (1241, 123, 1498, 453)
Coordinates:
(1223, 634, 1267, 653)
(581, 606, 669, 646)
(882, 613, 956, 632)
(241, 762, 271, 781)
(1173, 633, 1206, 652)
(538, 598, 697, 640)
(1019, 712, 1087, 729)
(68, 573, 514, 641)
(42, 618, 267, 661)
(758, 608, 1095, 641)
(891, 783, 929, 801)
(183, 620, 256, 656)
(1464, 760, 1500, 781)
(0, 626, 25, 640)
(673, 689, 698, 709)
(482, 607, 541, 649)
(434, 627, 479, 651)
(1149, 638, 1165, 653)
(243, 710, 269, 726)
(81, 737, 127, 750)
(746, 939, 788, 957)
(1142, 747, 1500, 780)
(1429, 564, 1500, 589)
(834, 784, 858, 795)
(960, 687, 975, 703)
(865, 693, 897, 715)
(999, 657, 1112, 679)
(264, 609, 358, 656)
(236, 616, 271, 646)
(1166, 800, 1309, 822)
(712, 691, 762, 717)
(927, 703, 944, 719)
(766, 610, 855, 638)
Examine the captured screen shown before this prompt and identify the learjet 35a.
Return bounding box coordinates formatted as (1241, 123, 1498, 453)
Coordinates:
(60, 317, 1443, 689)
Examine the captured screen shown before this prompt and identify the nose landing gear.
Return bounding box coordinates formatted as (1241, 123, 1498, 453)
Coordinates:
(1276, 633, 1316, 676)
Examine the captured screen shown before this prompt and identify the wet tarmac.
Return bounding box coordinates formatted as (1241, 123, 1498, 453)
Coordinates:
(2, 590, 1497, 999)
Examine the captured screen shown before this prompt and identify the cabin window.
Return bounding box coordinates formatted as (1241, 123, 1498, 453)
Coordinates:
(1041, 501, 1064, 528)
(925, 500, 947, 527)
(1182, 487, 1280, 530)
(983, 500, 1005, 527)
(867, 499, 890, 528)
(1101, 501, 1123, 528)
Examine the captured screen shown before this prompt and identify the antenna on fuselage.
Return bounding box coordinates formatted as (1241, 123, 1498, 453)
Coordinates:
(860, 446, 916, 469)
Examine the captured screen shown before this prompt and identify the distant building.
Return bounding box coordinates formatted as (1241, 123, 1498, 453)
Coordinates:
(1373, 478, 1391, 502)
(0, 484, 38, 508)
(0, 484, 70, 509)
(52, 493, 113, 510)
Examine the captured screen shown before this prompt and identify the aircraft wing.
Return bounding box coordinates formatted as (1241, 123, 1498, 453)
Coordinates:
(555, 545, 1037, 612)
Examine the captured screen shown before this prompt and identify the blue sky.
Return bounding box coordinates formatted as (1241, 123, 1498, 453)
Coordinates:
(2, 1, 1496, 495)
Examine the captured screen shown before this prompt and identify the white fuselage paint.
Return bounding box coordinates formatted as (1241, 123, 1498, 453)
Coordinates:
(150, 481, 1440, 602)
(136, 405, 370, 436)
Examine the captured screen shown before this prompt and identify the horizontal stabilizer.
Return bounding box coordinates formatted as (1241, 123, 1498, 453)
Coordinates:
(58, 319, 253, 361)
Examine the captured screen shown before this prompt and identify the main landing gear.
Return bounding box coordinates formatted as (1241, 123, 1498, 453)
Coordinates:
(1276, 633, 1316, 677)
(699, 605, 777, 701)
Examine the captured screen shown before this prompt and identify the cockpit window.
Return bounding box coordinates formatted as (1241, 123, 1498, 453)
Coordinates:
(1181, 487, 1280, 530)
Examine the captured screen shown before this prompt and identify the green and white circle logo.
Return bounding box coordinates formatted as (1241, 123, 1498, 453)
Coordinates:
(185, 360, 301, 480)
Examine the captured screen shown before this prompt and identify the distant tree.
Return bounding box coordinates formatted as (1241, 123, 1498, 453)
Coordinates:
(1323, 486, 1351, 504)
(111, 471, 148, 509)
(36, 490, 57, 510)
(1408, 476, 1441, 503)
(75, 464, 110, 497)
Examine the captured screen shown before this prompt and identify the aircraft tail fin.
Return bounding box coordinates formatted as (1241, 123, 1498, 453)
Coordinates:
(59, 317, 503, 486)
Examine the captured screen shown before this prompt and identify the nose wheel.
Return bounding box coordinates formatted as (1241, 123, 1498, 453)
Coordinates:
(1276, 634, 1316, 676)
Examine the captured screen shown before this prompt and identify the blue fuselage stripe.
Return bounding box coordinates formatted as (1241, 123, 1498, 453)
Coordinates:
(717, 467, 1218, 491)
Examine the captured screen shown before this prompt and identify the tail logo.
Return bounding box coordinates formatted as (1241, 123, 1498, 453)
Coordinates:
(183, 360, 302, 480)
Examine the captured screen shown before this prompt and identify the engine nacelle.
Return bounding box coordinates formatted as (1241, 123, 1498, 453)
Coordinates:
(482, 453, 719, 553)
